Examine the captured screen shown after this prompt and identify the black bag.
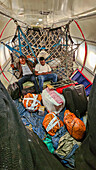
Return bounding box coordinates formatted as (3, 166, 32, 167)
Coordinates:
(63, 84, 88, 118)
(22, 86, 36, 96)
(7, 82, 20, 100)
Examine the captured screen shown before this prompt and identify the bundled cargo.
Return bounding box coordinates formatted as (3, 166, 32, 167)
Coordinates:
(43, 112, 64, 136)
(64, 110, 86, 140)
(22, 93, 42, 112)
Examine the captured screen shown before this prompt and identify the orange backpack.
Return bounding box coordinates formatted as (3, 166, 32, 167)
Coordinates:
(64, 110, 86, 140)
(43, 112, 64, 136)
(23, 93, 42, 111)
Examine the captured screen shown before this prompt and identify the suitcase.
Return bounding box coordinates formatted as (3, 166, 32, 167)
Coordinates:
(7, 82, 20, 100)
(62, 84, 88, 118)
(56, 83, 76, 94)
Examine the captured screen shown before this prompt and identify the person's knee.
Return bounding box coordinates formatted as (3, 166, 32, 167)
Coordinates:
(38, 75, 44, 82)
(18, 79, 22, 86)
(53, 73, 57, 77)
(31, 75, 36, 82)
(53, 73, 57, 82)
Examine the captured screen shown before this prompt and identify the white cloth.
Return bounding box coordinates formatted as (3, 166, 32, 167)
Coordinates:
(21, 63, 32, 76)
(35, 63, 51, 73)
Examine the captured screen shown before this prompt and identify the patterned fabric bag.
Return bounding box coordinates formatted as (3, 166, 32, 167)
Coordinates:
(42, 87, 65, 114)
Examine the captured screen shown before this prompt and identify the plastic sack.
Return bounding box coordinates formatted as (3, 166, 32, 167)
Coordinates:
(42, 87, 65, 114)
(43, 112, 64, 136)
(43, 134, 55, 153)
(64, 110, 86, 140)
(22, 93, 42, 112)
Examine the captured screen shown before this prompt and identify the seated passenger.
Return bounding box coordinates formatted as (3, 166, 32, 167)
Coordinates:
(35, 57, 57, 92)
(17, 55, 39, 95)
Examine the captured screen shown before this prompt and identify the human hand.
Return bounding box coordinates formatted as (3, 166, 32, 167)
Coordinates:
(10, 64, 14, 68)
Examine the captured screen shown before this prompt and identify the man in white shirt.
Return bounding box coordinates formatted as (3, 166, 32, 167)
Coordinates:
(17, 56, 39, 94)
(35, 57, 57, 92)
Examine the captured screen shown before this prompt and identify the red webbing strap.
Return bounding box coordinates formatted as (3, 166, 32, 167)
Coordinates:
(74, 20, 87, 72)
(0, 18, 12, 82)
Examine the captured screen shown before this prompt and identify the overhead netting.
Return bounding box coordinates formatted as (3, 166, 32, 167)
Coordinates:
(4, 23, 79, 80)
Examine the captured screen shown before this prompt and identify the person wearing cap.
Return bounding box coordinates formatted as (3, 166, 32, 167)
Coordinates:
(35, 57, 57, 92)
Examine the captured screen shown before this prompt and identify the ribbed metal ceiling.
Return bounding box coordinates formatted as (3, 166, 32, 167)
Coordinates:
(0, 0, 96, 42)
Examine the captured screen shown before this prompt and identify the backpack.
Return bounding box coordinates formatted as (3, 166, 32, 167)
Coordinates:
(7, 82, 20, 100)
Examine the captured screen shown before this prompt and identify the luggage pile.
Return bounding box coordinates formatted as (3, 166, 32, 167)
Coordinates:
(12, 79, 88, 169)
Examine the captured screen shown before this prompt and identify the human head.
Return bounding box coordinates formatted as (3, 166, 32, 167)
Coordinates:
(19, 56, 26, 65)
(39, 57, 45, 66)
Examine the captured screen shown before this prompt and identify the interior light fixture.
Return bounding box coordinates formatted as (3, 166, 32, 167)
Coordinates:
(40, 11, 52, 15)
(36, 22, 39, 25)
(39, 19, 42, 22)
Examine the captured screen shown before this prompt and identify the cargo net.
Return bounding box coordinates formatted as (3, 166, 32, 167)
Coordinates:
(8, 24, 79, 80)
